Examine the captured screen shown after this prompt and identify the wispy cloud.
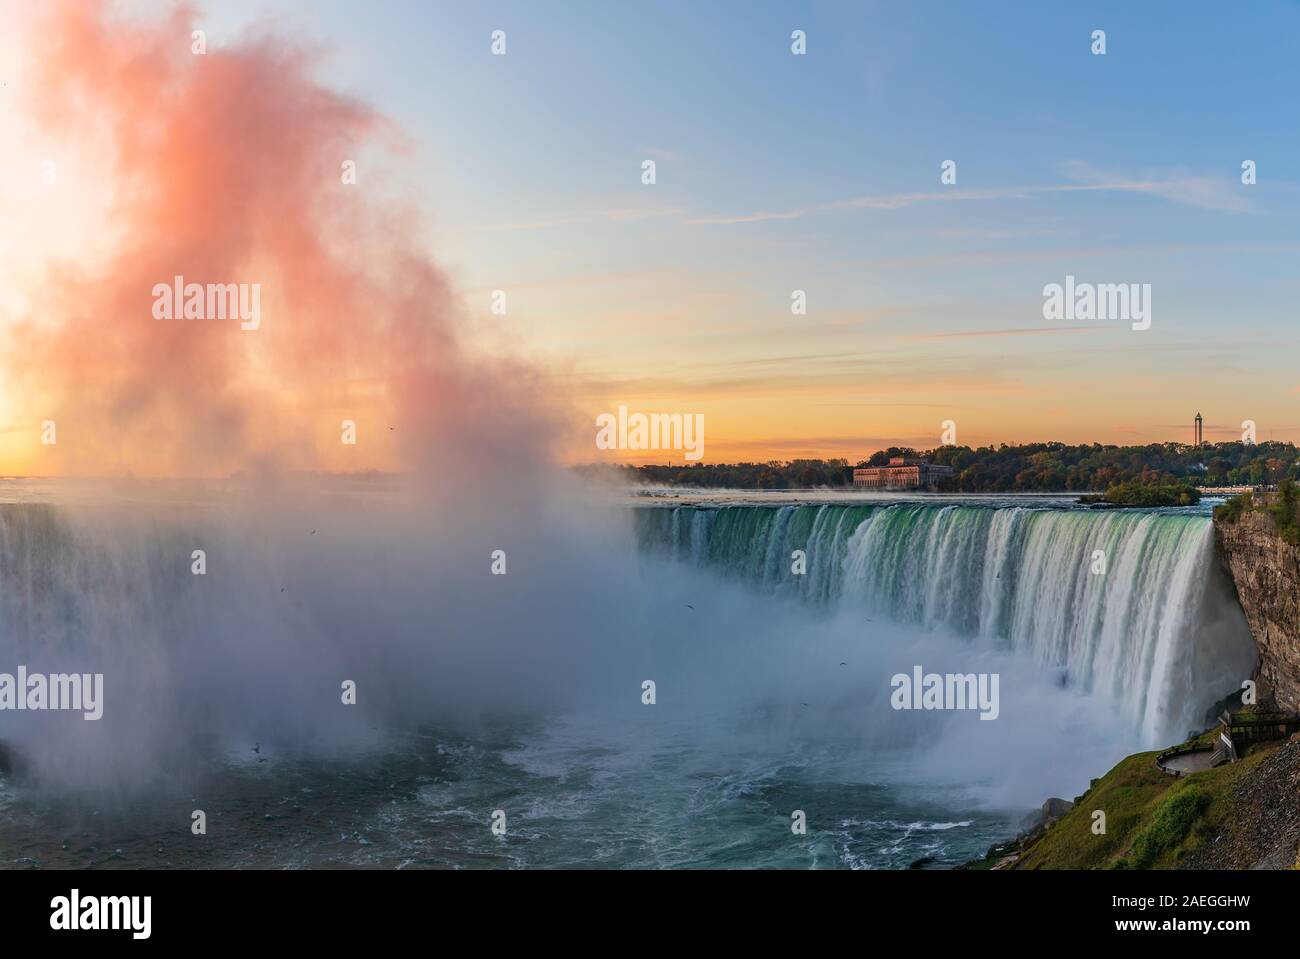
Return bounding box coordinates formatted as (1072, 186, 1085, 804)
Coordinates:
(1058, 159, 1255, 214)
(901, 325, 1110, 341)
(686, 188, 1040, 225)
(852, 241, 1300, 272)
(814, 402, 965, 409)
(474, 164, 1256, 235)
(688, 165, 1258, 225)
(918, 226, 1068, 241)
(642, 146, 682, 163)
(712, 434, 946, 456)
(573, 361, 1033, 401)
(476, 206, 682, 232)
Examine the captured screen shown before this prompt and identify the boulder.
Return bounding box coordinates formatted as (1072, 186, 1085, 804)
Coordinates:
(1041, 797, 1074, 823)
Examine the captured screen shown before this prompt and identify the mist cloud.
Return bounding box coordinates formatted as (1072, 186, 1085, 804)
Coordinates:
(12, 0, 557, 485)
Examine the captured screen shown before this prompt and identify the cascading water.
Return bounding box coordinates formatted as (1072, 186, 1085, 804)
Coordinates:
(637, 502, 1256, 746)
(0, 491, 1261, 868)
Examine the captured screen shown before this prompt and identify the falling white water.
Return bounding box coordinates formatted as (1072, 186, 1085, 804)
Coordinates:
(638, 503, 1256, 745)
(0, 490, 1255, 865)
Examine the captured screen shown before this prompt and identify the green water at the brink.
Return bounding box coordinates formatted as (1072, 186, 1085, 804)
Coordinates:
(636, 502, 1254, 746)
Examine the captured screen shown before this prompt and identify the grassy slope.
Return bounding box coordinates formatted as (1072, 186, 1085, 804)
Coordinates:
(1013, 731, 1281, 870)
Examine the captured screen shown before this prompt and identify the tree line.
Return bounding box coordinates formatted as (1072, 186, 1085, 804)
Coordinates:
(579, 441, 1300, 492)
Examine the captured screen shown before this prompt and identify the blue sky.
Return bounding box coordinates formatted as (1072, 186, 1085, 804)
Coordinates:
(183, 0, 1300, 456)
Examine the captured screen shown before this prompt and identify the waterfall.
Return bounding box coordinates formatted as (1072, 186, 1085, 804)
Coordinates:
(637, 503, 1256, 744)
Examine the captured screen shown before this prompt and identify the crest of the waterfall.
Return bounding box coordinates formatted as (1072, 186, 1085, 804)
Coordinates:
(637, 503, 1256, 746)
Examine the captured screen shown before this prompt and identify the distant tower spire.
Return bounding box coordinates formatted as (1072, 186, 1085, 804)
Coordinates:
(1194, 412, 1203, 447)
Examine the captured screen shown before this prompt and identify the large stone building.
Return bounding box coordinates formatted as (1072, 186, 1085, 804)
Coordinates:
(852, 456, 953, 490)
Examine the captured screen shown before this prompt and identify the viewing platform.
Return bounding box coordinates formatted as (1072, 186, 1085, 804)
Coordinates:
(1156, 710, 1300, 776)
